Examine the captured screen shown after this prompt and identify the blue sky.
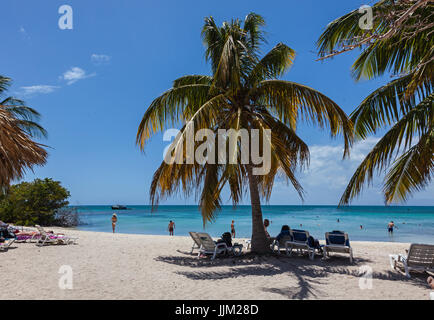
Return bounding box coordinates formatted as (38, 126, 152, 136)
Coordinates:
(1, 0, 432, 205)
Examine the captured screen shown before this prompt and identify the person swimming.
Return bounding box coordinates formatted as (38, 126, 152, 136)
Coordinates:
(168, 220, 175, 236)
(111, 213, 118, 233)
(231, 220, 236, 238)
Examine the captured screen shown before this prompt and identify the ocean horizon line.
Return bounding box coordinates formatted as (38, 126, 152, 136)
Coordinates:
(71, 204, 434, 207)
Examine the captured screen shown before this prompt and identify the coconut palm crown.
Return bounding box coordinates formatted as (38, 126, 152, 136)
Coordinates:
(0, 75, 47, 191)
(317, 0, 433, 205)
(137, 13, 353, 253)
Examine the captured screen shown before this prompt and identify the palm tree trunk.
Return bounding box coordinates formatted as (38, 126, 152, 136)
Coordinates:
(247, 164, 270, 253)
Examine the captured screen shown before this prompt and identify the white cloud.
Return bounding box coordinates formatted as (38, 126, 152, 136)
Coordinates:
(19, 85, 60, 96)
(271, 138, 382, 204)
(270, 136, 433, 205)
(61, 67, 95, 85)
(91, 54, 110, 65)
(302, 137, 380, 189)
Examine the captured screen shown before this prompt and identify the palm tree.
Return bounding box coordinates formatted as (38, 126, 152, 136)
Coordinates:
(137, 13, 353, 253)
(317, 0, 433, 205)
(0, 76, 47, 191)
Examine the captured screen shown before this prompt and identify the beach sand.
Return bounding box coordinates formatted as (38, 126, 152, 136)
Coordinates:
(1, 228, 431, 300)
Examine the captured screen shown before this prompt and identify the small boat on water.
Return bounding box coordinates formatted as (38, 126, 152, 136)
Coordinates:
(111, 205, 128, 210)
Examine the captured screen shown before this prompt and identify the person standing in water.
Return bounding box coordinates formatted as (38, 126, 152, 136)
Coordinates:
(388, 221, 397, 234)
(231, 220, 236, 238)
(168, 220, 175, 236)
(111, 213, 118, 233)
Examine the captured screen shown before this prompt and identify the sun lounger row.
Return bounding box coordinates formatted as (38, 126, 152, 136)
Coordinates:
(0, 224, 78, 251)
(189, 229, 434, 278)
(34, 225, 78, 246)
(271, 229, 353, 262)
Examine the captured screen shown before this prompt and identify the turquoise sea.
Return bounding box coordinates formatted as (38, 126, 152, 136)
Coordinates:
(75, 205, 434, 244)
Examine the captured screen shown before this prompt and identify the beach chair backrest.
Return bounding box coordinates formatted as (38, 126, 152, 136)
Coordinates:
(197, 233, 216, 251)
(189, 232, 201, 246)
(278, 235, 292, 246)
(407, 244, 434, 268)
(326, 231, 350, 246)
(291, 229, 309, 243)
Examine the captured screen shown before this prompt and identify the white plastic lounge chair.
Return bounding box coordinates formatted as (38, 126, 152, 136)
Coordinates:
(196, 233, 242, 260)
(196, 233, 227, 260)
(389, 243, 434, 278)
(35, 225, 78, 246)
(189, 231, 202, 254)
(0, 238, 15, 251)
(285, 229, 316, 260)
(245, 239, 251, 250)
(323, 231, 353, 263)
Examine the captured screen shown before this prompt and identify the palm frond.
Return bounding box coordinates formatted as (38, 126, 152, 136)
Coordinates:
(229, 106, 308, 201)
(0, 76, 11, 94)
(340, 93, 433, 205)
(136, 83, 212, 149)
(383, 129, 433, 203)
(351, 27, 434, 81)
(247, 43, 295, 86)
(255, 80, 353, 156)
(0, 108, 47, 189)
(351, 74, 432, 139)
(316, 1, 390, 59)
(243, 13, 266, 55)
(317, 0, 434, 94)
(173, 75, 213, 87)
(202, 17, 226, 74)
(212, 35, 242, 91)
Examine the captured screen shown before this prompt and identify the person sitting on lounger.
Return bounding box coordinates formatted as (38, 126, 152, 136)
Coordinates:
(308, 235, 323, 254)
(15, 230, 38, 237)
(263, 219, 271, 238)
(276, 225, 291, 242)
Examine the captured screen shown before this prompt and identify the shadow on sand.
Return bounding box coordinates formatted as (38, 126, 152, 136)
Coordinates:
(155, 250, 430, 299)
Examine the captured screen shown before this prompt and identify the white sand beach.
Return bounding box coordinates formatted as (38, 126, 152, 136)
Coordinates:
(1, 228, 431, 300)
